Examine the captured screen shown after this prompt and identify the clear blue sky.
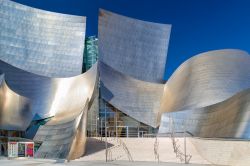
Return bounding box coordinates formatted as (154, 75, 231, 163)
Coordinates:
(12, 0, 250, 80)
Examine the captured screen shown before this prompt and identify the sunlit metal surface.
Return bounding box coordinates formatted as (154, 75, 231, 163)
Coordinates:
(67, 102, 88, 160)
(0, 0, 96, 159)
(0, 60, 97, 121)
(98, 9, 170, 127)
(34, 101, 89, 159)
(0, 0, 86, 77)
(32, 64, 97, 159)
(159, 88, 250, 138)
(0, 62, 97, 158)
(0, 74, 32, 131)
(159, 49, 250, 114)
(98, 9, 171, 83)
(100, 62, 164, 127)
(159, 49, 250, 138)
(0, 60, 97, 120)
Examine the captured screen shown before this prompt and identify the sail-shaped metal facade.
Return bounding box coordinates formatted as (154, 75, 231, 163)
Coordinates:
(99, 9, 171, 127)
(0, 0, 97, 160)
(159, 49, 250, 139)
(0, 0, 86, 77)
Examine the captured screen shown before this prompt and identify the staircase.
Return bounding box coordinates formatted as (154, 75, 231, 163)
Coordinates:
(77, 137, 209, 164)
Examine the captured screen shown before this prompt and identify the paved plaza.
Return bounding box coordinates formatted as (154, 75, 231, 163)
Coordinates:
(0, 158, 214, 166)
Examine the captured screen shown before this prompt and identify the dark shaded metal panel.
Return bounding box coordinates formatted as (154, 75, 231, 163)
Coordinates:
(159, 88, 250, 139)
(0, 75, 32, 131)
(98, 9, 171, 83)
(0, 0, 86, 77)
(100, 62, 164, 127)
(159, 49, 250, 114)
(34, 105, 89, 159)
(33, 118, 79, 159)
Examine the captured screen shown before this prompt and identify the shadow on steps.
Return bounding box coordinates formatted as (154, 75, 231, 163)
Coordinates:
(84, 137, 114, 156)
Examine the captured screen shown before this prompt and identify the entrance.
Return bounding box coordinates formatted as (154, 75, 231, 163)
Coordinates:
(138, 131, 147, 138)
(0, 143, 7, 156)
(18, 143, 25, 157)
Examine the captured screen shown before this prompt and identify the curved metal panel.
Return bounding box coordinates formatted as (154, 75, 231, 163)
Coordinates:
(0, 0, 96, 159)
(158, 49, 250, 138)
(0, 74, 32, 131)
(100, 62, 164, 127)
(98, 9, 171, 83)
(48, 63, 98, 123)
(159, 49, 250, 114)
(0, 61, 97, 121)
(0, 0, 86, 77)
(0, 60, 97, 158)
(34, 101, 88, 159)
(33, 62, 97, 159)
(67, 102, 88, 160)
(159, 88, 250, 139)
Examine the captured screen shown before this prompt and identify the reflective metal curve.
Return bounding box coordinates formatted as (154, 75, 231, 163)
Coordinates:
(159, 49, 250, 138)
(98, 9, 171, 83)
(0, 0, 86, 77)
(100, 62, 164, 127)
(159, 49, 250, 114)
(0, 74, 32, 131)
(98, 9, 171, 127)
(0, 0, 97, 159)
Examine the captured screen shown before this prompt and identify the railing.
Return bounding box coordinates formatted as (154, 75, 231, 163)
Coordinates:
(154, 136, 160, 163)
(168, 114, 192, 164)
(106, 137, 133, 162)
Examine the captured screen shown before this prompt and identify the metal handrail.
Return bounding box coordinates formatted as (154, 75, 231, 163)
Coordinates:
(154, 136, 160, 163)
(106, 137, 133, 162)
(168, 115, 192, 164)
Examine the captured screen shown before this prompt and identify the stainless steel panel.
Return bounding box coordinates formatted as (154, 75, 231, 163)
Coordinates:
(159, 88, 250, 139)
(100, 62, 164, 127)
(0, 0, 86, 77)
(98, 9, 170, 127)
(0, 0, 96, 159)
(98, 9, 171, 83)
(34, 102, 89, 159)
(0, 63, 98, 157)
(0, 61, 98, 121)
(159, 49, 250, 139)
(159, 49, 250, 114)
(0, 74, 32, 131)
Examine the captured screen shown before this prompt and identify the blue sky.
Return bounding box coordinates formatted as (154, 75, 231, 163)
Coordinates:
(12, 0, 250, 80)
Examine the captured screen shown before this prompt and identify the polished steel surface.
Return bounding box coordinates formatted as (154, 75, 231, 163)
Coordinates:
(67, 102, 88, 160)
(100, 62, 164, 127)
(0, 0, 96, 159)
(0, 60, 97, 124)
(0, 60, 98, 121)
(0, 74, 32, 131)
(159, 49, 250, 138)
(32, 63, 98, 159)
(0, 0, 86, 77)
(159, 49, 250, 114)
(0, 62, 98, 158)
(159, 88, 250, 138)
(98, 9, 170, 127)
(98, 9, 171, 83)
(34, 101, 89, 159)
